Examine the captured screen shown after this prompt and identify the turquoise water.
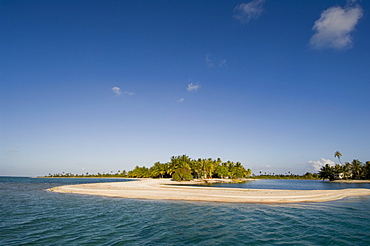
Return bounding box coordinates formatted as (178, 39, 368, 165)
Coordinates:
(183, 179, 370, 190)
(1, 177, 370, 245)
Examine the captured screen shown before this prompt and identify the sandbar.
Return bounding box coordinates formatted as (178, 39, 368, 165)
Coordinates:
(48, 179, 370, 204)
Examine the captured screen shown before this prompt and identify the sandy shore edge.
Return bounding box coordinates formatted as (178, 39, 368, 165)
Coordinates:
(48, 178, 370, 204)
(331, 180, 370, 183)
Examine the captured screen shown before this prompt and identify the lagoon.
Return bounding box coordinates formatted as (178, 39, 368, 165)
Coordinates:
(186, 178, 370, 190)
(1, 177, 370, 245)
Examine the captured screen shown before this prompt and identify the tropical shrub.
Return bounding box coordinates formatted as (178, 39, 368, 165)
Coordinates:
(172, 168, 193, 181)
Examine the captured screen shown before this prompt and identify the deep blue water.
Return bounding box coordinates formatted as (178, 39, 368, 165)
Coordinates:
(1, 177, 370, 245)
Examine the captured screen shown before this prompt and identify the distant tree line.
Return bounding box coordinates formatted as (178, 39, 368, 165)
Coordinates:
(46, 170, 127, 178)
(251, 172, 319, 180)
(45, 155, 252, 181)
(318, 151, 370, 181)
(45, 152, 370, 182)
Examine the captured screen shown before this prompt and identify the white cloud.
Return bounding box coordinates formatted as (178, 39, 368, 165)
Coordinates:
(112, 87, 134, 96)
(205, 53, 215, 68)
(177, 98, 185, 103)
(206, 53, 227, 68)
(307, 158, 335, 172)
(187, 82, 200, 92)
(112, 87, 122, 96)
(309, 1, 363, 50)
(219, 59, 227, 68)
(234, 0, 265, 23)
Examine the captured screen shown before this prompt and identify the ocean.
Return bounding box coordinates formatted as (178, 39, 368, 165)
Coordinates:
(1, 177, 370, 245)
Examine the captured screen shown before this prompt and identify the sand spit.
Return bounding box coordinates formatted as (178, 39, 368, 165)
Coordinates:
(48, 179, 370, 204)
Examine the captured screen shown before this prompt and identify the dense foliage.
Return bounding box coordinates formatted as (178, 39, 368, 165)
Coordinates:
(126, 155, 252, 181)
(318, 159, 370, 181)
(45, 152, 370, 182)
(45, 155, 252, 181)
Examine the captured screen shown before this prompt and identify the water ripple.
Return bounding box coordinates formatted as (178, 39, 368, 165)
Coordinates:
(2, 178, 370, 245)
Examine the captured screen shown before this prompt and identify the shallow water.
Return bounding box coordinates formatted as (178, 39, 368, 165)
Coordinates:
(1, 177, 370, 245)
(185, 178, 370, 190)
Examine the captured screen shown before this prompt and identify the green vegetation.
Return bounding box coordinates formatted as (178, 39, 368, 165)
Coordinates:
(334, 151, 343, 164)
(319, 159, 370, 181)
(250, 172, 319, 180)
(45, 152, 369, 182)
(126, 155, 252, 180)
(46, 170, 127, 178)
(318, 151, 370, 181)
(45, 155, 252, 181)
(172, 168, 193, 181)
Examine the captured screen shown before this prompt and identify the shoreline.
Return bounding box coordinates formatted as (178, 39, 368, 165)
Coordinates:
(37, 176, 132, 179)
(331, 180, 370, 183)
(39, 176, 370, 183)
(48, 178, 370, 204)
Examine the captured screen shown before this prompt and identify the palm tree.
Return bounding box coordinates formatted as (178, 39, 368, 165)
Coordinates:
(343, 162, 352, 179)
(150, 162, 167, 178)
(319, 164, 334, 180)
(364, 161, 370, 180)
(215, 165, 229, 179)
(334, 164, 343, 174)
(334, 151, 342, 164)
(191, 159, 202, 179)
(351, 159, 362, 180)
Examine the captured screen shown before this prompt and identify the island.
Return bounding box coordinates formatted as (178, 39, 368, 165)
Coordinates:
(48, 178, 370, 203)
(47, 153, 370, 203)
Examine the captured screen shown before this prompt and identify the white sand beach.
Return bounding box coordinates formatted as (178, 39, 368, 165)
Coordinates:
(48, 179, 370, 203)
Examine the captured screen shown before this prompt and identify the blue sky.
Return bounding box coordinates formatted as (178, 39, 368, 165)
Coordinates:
(1, 0, 369, 176)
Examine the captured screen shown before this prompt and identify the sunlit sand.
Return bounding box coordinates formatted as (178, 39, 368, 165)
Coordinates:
(48, 179, 370, 203)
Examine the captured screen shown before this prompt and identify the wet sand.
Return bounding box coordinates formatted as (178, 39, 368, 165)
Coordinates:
(48, 178, 370, 203)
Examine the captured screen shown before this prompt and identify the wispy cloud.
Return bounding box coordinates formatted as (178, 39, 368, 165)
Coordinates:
(112, 87, 122, 96)
(2, 148, 19, 154)
(219, 59, 227, 68)
(206, 54, 215, 68)
(187, 82, 201, 92)
(307, 158, 335, 172)
(309, 0, 363, 50)
(177, 98, 185, 103)
(234, 0, 265, 23)
(206, 53, 227, 68)
(112, 86, 134, 96)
